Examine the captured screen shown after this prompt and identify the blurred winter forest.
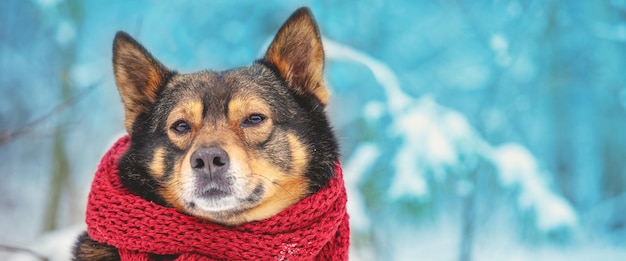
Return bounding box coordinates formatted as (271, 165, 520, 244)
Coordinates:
(1, 0, 626, 260)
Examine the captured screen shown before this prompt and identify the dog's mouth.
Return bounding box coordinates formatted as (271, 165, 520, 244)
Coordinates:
(198, 187, 231, 199)
(193, 173, 235, 200)
(180, 162, 265, 218)
(183, 192, 240, 214)
(183, 178, 258, 213)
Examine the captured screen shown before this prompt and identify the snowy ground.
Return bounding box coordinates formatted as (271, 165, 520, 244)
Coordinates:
(3, 223, 625, 261)
(2, 224, 82, 261)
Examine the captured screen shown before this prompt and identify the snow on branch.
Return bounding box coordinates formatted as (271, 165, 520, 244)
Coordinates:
(324, 37, 578, 232)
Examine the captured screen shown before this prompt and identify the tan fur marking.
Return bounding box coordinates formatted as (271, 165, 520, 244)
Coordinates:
(239, 157, 308, 223)
(160, 155, 186, 210)
(228, 94, 274, 144)
(149, 147, 166, 179)
(166, 99, 203, 149)
(286, 132, 309, 176)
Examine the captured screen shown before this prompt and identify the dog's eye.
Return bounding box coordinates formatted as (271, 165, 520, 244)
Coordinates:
(242, 114, 266, 127)
(171, 120, 191, 133)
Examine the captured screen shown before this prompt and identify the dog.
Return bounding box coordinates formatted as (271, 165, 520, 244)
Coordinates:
(73, 7, 343, 260)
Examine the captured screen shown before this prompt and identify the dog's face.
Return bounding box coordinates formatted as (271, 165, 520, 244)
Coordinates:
(113, 8, 337, 226)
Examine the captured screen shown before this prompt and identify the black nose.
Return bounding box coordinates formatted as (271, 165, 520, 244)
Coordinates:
(190, 147, 230, 178)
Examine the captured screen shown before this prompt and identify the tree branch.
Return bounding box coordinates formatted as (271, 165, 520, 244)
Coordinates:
(0, 79, 102, 146)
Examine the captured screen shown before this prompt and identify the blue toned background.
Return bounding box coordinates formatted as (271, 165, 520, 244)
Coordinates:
(1, 0, 625, 260)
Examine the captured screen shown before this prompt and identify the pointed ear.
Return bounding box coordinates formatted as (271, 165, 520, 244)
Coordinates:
(264, 7, 329, 105)
(113, 31, 171, 133)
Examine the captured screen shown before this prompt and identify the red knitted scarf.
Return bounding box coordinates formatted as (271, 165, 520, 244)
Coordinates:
(85, 136, 349, 260)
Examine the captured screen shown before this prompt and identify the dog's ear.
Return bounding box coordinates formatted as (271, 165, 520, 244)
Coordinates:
(113, 31, 172, 133)
(264, 7, 329, 105)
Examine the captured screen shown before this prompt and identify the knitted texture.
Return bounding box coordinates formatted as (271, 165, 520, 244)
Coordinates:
(86, 135, 349, 260)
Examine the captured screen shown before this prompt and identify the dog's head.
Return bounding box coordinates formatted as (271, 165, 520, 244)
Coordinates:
(112, 8, 338, 226)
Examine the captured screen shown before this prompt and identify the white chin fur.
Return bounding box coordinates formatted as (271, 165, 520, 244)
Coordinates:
(191, 196, 241, 212)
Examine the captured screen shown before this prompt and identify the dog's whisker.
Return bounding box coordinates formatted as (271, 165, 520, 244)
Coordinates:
(249, 172, 297, 198)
